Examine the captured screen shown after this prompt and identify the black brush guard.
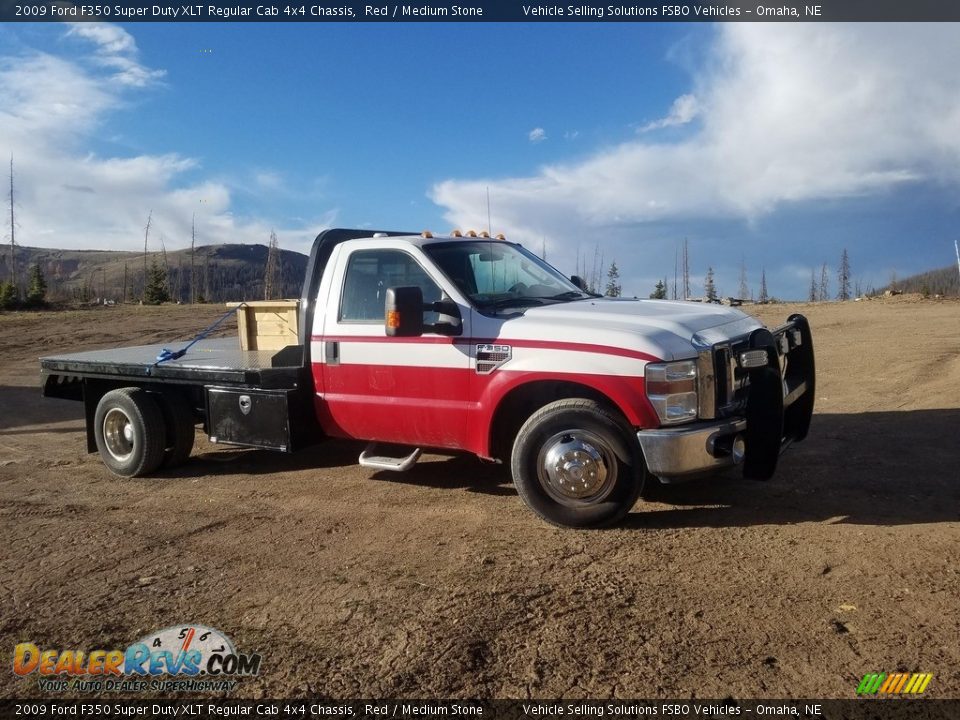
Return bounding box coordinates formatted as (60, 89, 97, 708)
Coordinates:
(743, 314, 816, 480)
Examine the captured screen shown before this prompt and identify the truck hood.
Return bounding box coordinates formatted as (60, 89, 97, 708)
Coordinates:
(498, 297, 763, 361)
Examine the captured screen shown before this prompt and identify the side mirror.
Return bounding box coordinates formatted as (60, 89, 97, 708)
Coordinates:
(570, 275, 588, 292)
(385, 286, 424, 337)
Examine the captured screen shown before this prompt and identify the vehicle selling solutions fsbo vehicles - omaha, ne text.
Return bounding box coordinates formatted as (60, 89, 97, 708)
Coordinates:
(40, 229, 815, 527)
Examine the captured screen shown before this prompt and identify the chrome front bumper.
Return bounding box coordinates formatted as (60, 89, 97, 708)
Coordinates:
(637, 418, 747, 481)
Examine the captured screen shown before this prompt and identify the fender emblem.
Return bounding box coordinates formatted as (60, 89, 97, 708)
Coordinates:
(476, 344, 511, 375)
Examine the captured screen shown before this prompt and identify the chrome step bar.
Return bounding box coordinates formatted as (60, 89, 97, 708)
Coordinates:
(359, 443, 422, 472)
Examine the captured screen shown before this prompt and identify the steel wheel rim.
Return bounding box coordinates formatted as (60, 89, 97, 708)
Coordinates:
(536, 429, 617, 506)
(103, 408, 135, 462)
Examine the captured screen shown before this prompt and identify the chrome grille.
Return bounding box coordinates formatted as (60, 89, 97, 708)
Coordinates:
(697, 337, 751, 420)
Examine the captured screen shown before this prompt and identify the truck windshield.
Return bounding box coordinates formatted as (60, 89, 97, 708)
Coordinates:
(424, 241, 591, 310)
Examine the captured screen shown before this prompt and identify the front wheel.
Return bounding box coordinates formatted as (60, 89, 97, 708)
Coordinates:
(510, 399, 644, 527)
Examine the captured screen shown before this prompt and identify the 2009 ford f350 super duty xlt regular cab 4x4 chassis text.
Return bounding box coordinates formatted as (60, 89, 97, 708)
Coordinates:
(40, 229, 815, 527)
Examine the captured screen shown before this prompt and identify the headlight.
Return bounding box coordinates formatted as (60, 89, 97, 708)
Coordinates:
(645, 360, 698, 425)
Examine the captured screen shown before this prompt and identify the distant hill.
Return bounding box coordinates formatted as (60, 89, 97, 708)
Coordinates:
(0, 244, 308, 303)
(880, 263, 959, 297)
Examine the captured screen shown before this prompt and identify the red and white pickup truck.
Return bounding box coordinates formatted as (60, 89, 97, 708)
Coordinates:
(41, 229, 815, 527)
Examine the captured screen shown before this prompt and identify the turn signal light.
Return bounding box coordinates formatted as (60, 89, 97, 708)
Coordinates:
(739, 349, 768, 368)
(386, 310, 401, 329)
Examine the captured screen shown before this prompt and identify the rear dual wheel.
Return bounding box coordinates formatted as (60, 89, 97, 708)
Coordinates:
(511, 399, 645, 528)
(94, 388, 196, 477)
(95, 388, 167, 477)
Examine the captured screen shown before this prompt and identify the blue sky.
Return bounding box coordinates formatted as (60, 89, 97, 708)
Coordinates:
(2, 22, 959, 299)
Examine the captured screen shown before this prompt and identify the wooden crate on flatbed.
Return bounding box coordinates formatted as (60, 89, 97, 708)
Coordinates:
(229, 300, 300, 351)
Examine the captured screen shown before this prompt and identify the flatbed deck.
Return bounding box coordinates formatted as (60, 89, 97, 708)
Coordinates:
(41, 338, 303, 388)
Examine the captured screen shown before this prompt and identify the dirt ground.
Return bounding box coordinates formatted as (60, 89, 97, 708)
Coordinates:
(1, 297, 958, 701)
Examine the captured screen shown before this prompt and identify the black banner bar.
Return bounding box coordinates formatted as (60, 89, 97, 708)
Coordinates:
(0, 700, 958, 720)
(3, 0, 960, 22)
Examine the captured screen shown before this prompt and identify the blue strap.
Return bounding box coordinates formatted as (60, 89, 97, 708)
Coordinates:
(155, 303, 247, 365)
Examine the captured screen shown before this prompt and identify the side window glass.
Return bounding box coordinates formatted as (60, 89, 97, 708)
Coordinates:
(340, 250, 443, 324)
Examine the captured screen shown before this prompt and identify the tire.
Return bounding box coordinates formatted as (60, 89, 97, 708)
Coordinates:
(154, 391, 196, 469)
(94, 388, 167, 478)
(510, 399, 644, 528)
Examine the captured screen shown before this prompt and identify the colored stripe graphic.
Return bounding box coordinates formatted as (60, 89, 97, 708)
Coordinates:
(857, 672, 932, 695)
(857, 673, 885, 694)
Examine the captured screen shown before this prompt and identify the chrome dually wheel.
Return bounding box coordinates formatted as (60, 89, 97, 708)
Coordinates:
(102, 408, 136, 462)
(93, 388, 167, 478)
(537, 430, 617, 506)
(512, 398, 644, 528)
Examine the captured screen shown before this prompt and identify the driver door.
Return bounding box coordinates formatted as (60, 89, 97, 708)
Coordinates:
(319, 248, 471, 449)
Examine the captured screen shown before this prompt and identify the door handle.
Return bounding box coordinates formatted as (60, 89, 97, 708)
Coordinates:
(325, 341, 339, 366)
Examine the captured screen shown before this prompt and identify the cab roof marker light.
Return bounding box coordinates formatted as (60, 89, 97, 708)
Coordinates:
(496, 233, 506, 240)
(466, 230, 478, 237)
(421, 230, 433, 238)
(451, 229, 463, 237)
(479, 231, 490, 238)
(373, 232, 388, 238)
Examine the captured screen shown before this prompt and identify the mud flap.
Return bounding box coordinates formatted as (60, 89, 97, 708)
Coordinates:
(743, 330, 783, 481)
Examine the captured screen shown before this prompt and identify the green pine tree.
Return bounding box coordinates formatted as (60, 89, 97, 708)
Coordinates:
(143, 259, 170, 305)
(0, 281, 17, 310)
(25, 264, 47, 307)
(649, 279, 667, 299)
(704, 266, 718, 302)
(604, 261, 622, 297)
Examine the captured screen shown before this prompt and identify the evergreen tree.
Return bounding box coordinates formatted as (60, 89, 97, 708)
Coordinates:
(837, 248, 851, 300)
(809, 268, 818, 302)
(738, 258, 749, 301)
(758, 268, 769, 303)
(819, 263, 829, 301)
(604, 260, 622, 297)
(649, 279, 667, 299)
(0, 281, 16, 310)
(143, 258, 170, 305)
(25, 263, 47, 307)
(704, 266, 717, 302)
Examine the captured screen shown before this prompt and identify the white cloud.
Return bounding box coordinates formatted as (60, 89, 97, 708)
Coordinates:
(639, 93, 700, 132)
(1, 30, 333, 255)
(432, 24, 960, 290)
(528, 127, 547, 143)
(67, 24, 165, 87)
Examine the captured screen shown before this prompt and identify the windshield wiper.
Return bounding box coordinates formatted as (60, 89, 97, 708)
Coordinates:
(481, 297, 548, 311)
(547, 290, 592, 301)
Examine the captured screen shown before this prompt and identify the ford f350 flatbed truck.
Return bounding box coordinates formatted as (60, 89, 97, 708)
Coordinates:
(40, 228, 815, 527)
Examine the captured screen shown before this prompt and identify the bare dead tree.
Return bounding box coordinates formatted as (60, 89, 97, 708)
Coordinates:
(738, 256, 749, 301)
(176, 254, 184, 303)
(758, 267, 769, 303)
(818, 263, 829, 302)
(190, 213, 197, 304)
(673, 245, 678, 300)
(264, 230, 281, 300)
(8, 155, 17, 296)
(682, 238, 691, 300)
(837, 248, 851, 301)
(142, 210, 153, 303)
(203, 252, 211, 302)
